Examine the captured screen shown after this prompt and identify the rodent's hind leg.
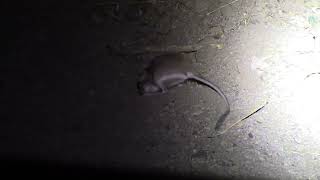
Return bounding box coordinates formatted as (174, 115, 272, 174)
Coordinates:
(158, 82, 168, 93)
(160, 87, 168, 93)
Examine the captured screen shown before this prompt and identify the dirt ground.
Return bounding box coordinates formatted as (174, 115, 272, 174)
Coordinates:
(3, 0, 320, 179)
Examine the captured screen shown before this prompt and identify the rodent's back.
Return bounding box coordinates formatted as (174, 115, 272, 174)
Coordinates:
(150, 53, 193, 79)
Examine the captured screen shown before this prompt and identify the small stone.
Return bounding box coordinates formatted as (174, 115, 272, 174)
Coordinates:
(192, 110, 203, 116)
(248, 132, 254, 138)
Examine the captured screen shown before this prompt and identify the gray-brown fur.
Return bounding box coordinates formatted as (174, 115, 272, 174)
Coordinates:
(137, 53, 230, 130)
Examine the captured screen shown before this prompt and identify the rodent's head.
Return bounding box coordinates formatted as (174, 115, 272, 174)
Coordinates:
(137, 81, 161, 95)
(137, 70, 161, 95)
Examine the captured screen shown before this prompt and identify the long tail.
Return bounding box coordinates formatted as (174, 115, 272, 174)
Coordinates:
(188, 74, 230, 130)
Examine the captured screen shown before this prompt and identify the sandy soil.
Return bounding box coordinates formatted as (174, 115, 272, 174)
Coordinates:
(3, 0, 320, 179)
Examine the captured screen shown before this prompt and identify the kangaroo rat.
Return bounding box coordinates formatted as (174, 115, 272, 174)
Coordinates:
(137, 53, 230, 130)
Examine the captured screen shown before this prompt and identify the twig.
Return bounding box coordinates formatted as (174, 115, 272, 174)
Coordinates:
(305, 72, 320, 79)
(207, 0, 240, 16)
(207, 101, 269, 138)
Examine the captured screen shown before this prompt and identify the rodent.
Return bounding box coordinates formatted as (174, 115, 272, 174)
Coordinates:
(137, 53, 230, 130)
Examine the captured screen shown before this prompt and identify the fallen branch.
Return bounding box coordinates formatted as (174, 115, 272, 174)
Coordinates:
(207, 101, 269, 138)
(206, 0, 240, 16)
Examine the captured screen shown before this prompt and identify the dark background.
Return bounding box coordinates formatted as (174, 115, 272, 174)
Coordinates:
(1, 0, 288, 179)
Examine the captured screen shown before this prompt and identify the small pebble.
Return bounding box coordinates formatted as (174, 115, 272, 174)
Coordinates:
(248, 132, 254, 138)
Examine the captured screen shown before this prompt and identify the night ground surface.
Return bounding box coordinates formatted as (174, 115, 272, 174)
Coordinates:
(3, 0, 320, 179)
